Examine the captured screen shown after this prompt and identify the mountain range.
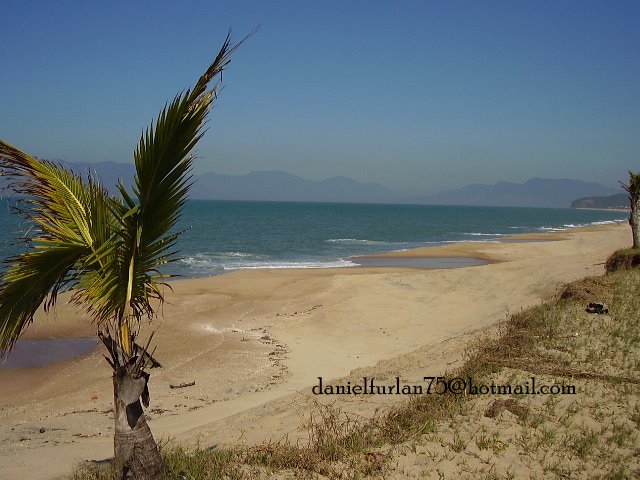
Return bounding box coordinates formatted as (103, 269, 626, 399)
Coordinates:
(0, 160, 622, 209)
(189, 170, 402, 204)
(416, 178, 619, 209)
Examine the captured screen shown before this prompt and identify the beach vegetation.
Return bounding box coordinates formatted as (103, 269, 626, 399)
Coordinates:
(620, 170, 640, 248)
(605, 247, 640, 272)
(0, 33, 246, 480)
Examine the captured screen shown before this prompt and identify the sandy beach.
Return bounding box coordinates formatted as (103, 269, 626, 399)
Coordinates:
(0, 222, 630, 479)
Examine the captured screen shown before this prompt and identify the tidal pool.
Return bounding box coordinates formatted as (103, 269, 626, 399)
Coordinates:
(352, 256, 488, 269)
(0, 338, 98, 369)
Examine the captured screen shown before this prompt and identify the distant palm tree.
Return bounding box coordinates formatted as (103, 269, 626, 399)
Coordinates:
(0, 33, 244, 479)
(620, 171, 640, 248)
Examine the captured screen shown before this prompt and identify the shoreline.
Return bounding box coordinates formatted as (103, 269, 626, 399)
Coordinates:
(4, 225, 576, 344)
(573, 207, 629, 213)
(166, 215, 626, 278)
(0, 222, 631, 479)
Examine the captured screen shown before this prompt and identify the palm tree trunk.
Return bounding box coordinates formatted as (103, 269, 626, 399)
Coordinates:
(113, 366, 163, 479)
(631, 202, 640, 249)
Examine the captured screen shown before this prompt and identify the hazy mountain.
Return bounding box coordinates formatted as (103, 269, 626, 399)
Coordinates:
(417, 178, 619, 209)
(0, 161, 402, 204)
(0, 159, 621, 208)
(190, 170, 403, 204)
(571, 193, 628, 209)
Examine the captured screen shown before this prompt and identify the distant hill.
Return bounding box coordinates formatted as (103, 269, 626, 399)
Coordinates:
(417, 178, 618, 209)
(189, 170, 402, 204)
(571, 193, 628, 209)
(0, 158, 621, 208)
(0, 161, 402, 205)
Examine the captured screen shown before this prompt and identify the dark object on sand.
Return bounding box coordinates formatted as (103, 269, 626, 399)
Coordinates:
(485, 399, 530, 420)
(169, 381, 196, 389)
(586, 302, 609, 314)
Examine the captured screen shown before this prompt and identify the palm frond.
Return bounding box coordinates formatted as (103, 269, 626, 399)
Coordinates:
(0, 245, 87, 351)
(0, 142, 115, 252)
(111, 33, 245, 327)
(0, 33, 247, 353)
(0, 142, 117, 350)
(620, 171, 640, 201)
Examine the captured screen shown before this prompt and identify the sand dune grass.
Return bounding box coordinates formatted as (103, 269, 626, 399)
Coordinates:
(605, 247, 640, 273)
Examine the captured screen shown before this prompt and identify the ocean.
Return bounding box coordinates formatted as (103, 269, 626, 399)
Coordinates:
(0, 200, 628, 278)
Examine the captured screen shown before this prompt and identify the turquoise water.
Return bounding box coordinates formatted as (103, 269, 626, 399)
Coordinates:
(0, 199, 627, 278)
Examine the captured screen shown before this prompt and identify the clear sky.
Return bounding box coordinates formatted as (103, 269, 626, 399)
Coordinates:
(1, 0, 638, 195)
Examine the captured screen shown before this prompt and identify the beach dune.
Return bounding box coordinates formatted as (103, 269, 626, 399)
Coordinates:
(0, 223, 629, 479)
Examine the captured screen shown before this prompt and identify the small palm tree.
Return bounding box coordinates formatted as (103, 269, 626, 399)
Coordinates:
(620, 171, 640, 248)
(0, 33, 244, 479)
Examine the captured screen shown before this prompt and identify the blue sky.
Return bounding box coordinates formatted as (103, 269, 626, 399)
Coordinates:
(1, 0, 638, 195)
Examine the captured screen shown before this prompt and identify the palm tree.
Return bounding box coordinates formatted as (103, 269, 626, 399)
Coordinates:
(620, 171, 640, 248)
(0, 33, 244, 479)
